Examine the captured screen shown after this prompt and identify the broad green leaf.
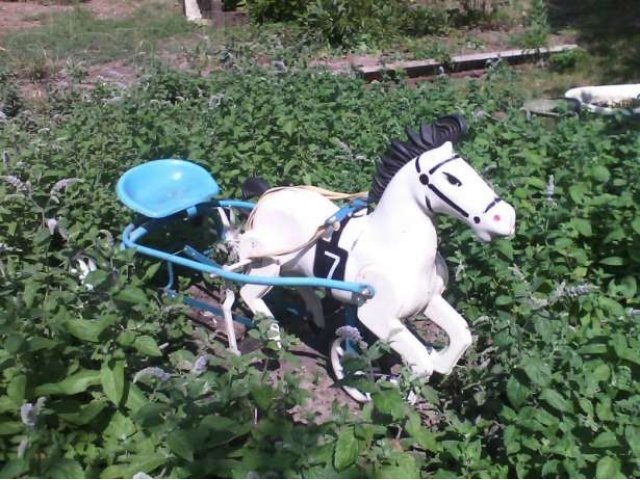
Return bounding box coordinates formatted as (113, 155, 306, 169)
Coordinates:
(495, 239, 513, 260)
(541, 460, 560, 477)
(66, 316, 115, 343)
(405, 412, 438, 451)
(596, 397, 614, 421)
(5, 334, 25, 354)
(125, 384, 148, 414)
(572, 218, 592, 237)
(625, 426, 640, 458)
(100, 453, 166, 479)
(101, 360, 125, 406)
(631, 217, 640, 235)
(506, 375, 529, 408)
(600, 256, 624, 266)
(495, 295, 512, 306)
(372, 389, 407, 420)
(143, 262, 162, 281)
(503, 425, 520, 455)
(540, 389, 573, 413)
(618, 276, 637, 299)
(134, 335, 162, 357)
(58, 400, 107, 426)
(46, 459, 85, 479)
(0, 459, 28, 478)
(590, 165, 610, 182)
(251, 385, 274, 410)
(84, 270, 109, 288)
(591, 431, 619, 449)
(0, 396, 17, 414)
(23, 282, 39, 309)
(578, 398, 594, 416)
(375, 452, 420, 478)
(595, 456, 623, 479)
(35, 369, 101, 396)
(168, 429, 195, 461)
(591, 363, 610, 382)
(334, 427, 360, 471)
(200, 415, 252, 447)
(7, 374, 26, 404)
(0, 420, 22, 436)
(114, 287, 148, 305)
(26, 336, 57, 352)
(568, 184, 586, 203)
(134, 403, 169, 429)
(522, 358, 551, 387)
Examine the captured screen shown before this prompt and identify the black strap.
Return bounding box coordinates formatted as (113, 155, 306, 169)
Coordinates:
(313, 206, 365, 281)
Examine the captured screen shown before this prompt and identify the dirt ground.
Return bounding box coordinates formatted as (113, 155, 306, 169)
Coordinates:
(0, 0, 145, 33)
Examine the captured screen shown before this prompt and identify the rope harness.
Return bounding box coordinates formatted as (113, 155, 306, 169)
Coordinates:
(245, 186, 368, 260)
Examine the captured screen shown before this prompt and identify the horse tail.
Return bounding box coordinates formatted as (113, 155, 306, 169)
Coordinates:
(241, 177, 271, 200)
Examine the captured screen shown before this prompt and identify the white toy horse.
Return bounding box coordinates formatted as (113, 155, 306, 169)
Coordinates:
(237, 114, 515, 382)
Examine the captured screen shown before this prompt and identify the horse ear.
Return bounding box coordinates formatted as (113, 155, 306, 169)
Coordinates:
(419, 122, 436, 148)
(242, 177, 271, 199)
(440, 141, 454, 156)
(433, 113, 468, 145)
(405, 128, 427, 150)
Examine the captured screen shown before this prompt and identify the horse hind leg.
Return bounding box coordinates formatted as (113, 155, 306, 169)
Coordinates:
(297, 287, 325, 329)
(240, 262, 282, 347)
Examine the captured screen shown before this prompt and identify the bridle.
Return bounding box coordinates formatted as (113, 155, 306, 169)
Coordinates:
(415, 154, 501, 224)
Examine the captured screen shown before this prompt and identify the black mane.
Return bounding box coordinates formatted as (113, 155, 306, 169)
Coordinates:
(369, 114, 468, 204)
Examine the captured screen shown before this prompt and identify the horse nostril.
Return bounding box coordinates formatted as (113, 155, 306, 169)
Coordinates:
(493, 214, 501, 222)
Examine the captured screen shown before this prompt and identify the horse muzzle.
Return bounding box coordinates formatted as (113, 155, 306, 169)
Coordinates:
(473, 202, 516, 242)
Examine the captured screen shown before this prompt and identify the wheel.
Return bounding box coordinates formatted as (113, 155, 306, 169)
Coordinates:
(330, 330, 420, 405)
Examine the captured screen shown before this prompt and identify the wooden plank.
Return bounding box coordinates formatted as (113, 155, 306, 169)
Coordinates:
(358, 44, 579, 81)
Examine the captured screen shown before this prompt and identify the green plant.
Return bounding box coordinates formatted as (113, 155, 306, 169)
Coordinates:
(302, 0, 406, 48)
(244, 0, 308, 23)
(513, 0, 550, 49)
(548, 48, 589, 72)
(0, 63, 639, 478)
(402, 4, 450, 37)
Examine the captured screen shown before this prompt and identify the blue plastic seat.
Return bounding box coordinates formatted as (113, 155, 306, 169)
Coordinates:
(117, 159, 220, 218)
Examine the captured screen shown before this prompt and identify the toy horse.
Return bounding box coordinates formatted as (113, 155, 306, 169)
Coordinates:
(237, 114, 515, 380)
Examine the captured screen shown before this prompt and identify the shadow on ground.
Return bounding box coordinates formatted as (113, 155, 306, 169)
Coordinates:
(546, 0, 640, 82)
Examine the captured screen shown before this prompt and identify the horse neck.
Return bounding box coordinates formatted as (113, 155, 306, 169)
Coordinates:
(366, 165, 438, 247)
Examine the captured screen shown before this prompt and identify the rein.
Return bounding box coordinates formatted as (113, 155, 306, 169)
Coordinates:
(415, 155, 470, 219)
(246, 189, 367, 260)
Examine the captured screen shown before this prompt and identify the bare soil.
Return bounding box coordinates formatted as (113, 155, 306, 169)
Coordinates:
(0, 0, 144, 33)
(184, 284, 363, 421)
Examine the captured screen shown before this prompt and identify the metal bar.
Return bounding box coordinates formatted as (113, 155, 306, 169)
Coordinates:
(183, 245, 220, 267)
(344, 304, 359, 355)
(182, 295, 255, 328)
(218, 199, 255, 211)
(164, 262, 176, 290)
(122, 224, 375, 298)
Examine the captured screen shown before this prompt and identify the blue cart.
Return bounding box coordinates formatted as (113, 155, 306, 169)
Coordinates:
(117, 159, 379, 401)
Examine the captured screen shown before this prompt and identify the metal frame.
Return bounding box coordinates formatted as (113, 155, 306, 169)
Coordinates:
(121, 200, 374, 298)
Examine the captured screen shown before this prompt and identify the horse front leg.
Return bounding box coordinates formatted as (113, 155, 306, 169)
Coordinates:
(423, 294, 472, 375)
(356, 268, 434, 377)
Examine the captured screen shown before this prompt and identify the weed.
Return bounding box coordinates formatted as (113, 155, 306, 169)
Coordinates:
(0, 61, 639, 478)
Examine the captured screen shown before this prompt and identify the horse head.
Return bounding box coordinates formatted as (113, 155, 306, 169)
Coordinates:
(371, 114, 516, 242)
(415, 140, 515, 241)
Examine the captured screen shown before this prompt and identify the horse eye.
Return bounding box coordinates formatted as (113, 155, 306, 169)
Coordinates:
(444, 172, 462, 186)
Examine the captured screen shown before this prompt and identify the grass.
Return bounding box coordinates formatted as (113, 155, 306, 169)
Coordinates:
(0, 0, 194, 78)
